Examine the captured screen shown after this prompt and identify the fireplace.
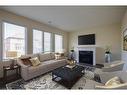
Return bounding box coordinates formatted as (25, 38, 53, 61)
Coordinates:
(79, 51, 93, 66)
(77, 46, 96, 66)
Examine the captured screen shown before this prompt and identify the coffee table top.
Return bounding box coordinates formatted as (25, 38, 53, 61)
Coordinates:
(52, 65, 84, 81)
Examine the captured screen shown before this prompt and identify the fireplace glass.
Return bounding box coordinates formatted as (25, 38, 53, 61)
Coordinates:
(79, 51, 93, 66)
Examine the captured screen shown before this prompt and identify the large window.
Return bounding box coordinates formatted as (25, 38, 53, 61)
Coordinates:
(55, 34, 63, 52)
(3, 22, 26, 60)
(44, 32, 51, 52)
(33, 29, 43, 53)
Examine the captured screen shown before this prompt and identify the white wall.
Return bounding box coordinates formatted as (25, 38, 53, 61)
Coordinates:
(69, 23, 121, 64)
(0, 10, 69, 78)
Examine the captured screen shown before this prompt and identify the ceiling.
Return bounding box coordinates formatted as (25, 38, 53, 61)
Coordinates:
(0, 6, 127, 32)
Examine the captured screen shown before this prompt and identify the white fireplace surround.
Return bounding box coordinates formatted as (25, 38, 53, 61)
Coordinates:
(76, 46, 96, 66)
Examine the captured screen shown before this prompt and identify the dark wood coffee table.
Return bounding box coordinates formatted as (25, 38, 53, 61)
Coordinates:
(52, 65, 84, 89)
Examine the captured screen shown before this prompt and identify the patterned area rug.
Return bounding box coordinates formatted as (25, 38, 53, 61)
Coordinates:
(6, 73, 88, 90)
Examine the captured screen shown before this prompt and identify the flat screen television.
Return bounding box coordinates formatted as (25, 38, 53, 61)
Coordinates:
(78, 34, 95, 45)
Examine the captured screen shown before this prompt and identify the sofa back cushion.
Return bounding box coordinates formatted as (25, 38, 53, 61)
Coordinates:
(20, 53, 39, 59)
(39, 53, 52, 62)
(50, 52, 55, 59)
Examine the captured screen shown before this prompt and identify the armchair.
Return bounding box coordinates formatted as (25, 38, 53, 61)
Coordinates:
(95, 71, 127, 89)
(102, 60, 125, 72)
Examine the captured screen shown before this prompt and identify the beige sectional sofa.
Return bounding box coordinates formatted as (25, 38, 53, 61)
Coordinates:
(17, 53, 67, 81)
(102, 60, 124, 72)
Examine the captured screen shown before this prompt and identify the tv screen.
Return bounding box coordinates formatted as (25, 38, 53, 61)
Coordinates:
(78, 34, 95, 45)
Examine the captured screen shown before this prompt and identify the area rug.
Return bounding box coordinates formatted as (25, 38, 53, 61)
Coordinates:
(6, 73, 88, 90)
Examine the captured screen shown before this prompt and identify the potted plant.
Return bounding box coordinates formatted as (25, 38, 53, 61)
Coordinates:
(70, 47, 74, 52)
(105, 45, 111, 63)
(70, 47, 75, 60)
(105, 46, 111, 54)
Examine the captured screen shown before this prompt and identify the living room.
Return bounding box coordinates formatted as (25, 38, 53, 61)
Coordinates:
(0, 6, 127, 90)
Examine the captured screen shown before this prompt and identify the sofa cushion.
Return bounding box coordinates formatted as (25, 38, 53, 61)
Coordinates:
(39, 53, 52, 62)
(28, 66, 40, 74)
(44, 59, 66, 69)
(42, 59, 66, 64)
(28, 63, 47, 74)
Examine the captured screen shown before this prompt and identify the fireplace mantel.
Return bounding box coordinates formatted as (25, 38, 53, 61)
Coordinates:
(77, 45, 97, 48)
(76, 46, 96, 66)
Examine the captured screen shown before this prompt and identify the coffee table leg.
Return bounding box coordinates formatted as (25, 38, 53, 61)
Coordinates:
(3, 69, 7, 84)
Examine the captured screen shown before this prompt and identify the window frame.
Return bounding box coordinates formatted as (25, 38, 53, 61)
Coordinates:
(33, 29, 43, 54)
(2, 21, 27, 60)
(43, 31, 52, 53)
(54, 34, 63, 52)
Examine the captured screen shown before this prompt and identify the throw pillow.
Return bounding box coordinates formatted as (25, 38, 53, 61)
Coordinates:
(21, 57, 32, 66)
(30, 57, 41, 66)
(55, 53, 65, 60)
(105, 76, 121, 86)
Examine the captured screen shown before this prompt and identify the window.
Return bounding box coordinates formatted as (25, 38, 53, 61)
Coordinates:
(44, 32, 51, 52)
(33, 29, 43, 53)
(55, 34, 63, 52)
(3, 22, 26, 60)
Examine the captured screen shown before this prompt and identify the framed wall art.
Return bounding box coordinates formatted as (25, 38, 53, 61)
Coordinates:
(123, 29, 127, 51)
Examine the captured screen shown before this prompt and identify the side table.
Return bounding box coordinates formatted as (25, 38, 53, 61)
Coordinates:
(3, 64, 21, 84)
